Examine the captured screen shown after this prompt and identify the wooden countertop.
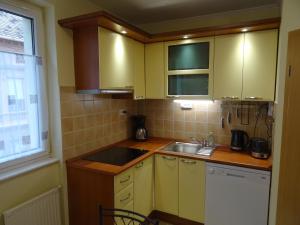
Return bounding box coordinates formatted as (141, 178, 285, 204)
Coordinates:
(67, 137, 272, 175)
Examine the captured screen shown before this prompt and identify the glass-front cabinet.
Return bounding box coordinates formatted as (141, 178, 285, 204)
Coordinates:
(165, 38, 214, 99)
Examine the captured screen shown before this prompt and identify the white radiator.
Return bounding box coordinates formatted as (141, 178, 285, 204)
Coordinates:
(3, 186, 62, 225)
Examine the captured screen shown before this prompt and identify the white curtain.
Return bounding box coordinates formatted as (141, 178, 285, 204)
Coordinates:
(0, 51, 48, 164)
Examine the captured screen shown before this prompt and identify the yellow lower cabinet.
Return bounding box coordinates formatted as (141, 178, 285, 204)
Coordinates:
(179, 158, 205, 223)
(155, 154, 178, 215)
(133, 156, 154, 216)
(115, 183, 134, 209)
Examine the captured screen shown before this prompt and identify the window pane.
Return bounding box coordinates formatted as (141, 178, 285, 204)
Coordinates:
(168, 42, 209, 70)
(168, 74, 209, 95)
(0, 51, 43, 163)
(0, 9, 33, 55)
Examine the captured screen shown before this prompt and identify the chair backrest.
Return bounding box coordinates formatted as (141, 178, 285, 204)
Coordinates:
(99, 206, 159, 225)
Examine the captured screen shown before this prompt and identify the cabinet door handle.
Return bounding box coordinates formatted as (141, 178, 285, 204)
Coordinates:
(181, 159, 197, 164)
(162, 156, 176, 161)
(120, 193, 131, 202)
(124, 86, 134, 89)
(120, 175, 131, 184)
(244, 96, 263, 100)
(221, 96, 240, 100)
(135, 162, 144, 168)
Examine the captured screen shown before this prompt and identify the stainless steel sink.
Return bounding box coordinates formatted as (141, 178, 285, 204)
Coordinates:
(162, 142, 215, 156)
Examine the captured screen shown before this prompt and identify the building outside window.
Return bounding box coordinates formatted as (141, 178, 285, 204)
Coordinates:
(0, 3, 49, 168)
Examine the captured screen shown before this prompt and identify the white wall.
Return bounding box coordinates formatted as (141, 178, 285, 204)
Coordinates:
(269, 0, 300, 224)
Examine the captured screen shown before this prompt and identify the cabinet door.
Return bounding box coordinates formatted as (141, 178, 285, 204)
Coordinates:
(99, 27, 134, 89)
(242, 29, 278, 101)
(145, 43, 165, 99)
(214, 34, 244, 100)
(133, 157, 153, 216)
(133, 40, 145, 100)
(155, 154, 178, 215)
(179, 158, 205, 223)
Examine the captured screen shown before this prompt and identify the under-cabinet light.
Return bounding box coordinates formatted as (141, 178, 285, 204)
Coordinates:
(241, 28, 248, 32)
(173, 99, 213, 105)
(121, 30, 127, 34)
(183, 35, 189, 39)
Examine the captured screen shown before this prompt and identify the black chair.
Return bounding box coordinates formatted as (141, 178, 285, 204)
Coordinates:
(99, 206, 159, 225)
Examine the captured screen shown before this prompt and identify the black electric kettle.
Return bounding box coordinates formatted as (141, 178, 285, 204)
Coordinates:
(231, 129, 249, 151)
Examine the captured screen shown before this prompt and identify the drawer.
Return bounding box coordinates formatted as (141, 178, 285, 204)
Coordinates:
(114, 168, 133, 193)
(114, 183, 134, 209)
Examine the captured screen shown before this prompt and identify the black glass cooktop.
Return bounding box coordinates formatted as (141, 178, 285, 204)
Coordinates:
(82, 147, 149, 166)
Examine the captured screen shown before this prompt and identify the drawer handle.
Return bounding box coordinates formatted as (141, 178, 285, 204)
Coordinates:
(244, 96, 263, 100)
(135, 162, 144, 168)
(120, 193, 131, 202)
(120, 176, 131, 184)
(181, 159, 196, 164)
(162, 156, 176, 161)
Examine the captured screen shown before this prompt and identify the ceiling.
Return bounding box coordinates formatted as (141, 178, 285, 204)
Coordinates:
(91, 0, 280, 24)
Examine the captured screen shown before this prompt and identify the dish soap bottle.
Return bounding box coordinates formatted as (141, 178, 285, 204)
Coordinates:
(207, 132, 215, 147)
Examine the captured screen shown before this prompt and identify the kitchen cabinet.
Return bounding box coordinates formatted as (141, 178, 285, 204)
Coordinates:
(99, 27, 145, 98)
(155, 154, 178, 215)
(242, 29, 278, 101)
(145, 43, 165, 99)
(133, 156, 153, 216)
(133, 41, 146, 99)
(213, 29, 278, 101)
(155, 154, 206, 222)
(179, 158, 205, 223)
(164, 38, 214, 99)
(213, 33, 244, 100)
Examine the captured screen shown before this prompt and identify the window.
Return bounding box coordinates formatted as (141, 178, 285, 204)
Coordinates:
(0, 3, 49, 167)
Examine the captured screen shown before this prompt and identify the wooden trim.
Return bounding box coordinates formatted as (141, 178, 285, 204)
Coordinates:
(58, 11, 151, 43)
(150, 17, 281, 43)
(73, 26, 100, 90)
(149, 210, 203, 225)
(58, 11, 280, 43)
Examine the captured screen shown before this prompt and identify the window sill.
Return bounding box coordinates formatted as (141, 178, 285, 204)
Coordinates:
(0, 157, 59, 182)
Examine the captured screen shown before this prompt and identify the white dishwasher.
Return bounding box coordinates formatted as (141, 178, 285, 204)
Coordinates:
(205, 162, 271, 225)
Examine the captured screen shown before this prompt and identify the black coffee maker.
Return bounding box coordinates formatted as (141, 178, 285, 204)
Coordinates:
(131, 115, 148, 141)
(231, 129, 249, 151)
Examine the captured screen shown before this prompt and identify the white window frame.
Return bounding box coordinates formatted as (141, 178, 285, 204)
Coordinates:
(0, 0, 50, 173)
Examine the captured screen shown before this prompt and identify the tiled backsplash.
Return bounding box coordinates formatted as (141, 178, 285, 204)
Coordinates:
(137, 100, 273, 146)
(60, 87, 137, 160)
(60, 87, 273, 160)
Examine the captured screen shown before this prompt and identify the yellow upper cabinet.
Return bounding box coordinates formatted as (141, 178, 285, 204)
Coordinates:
(133, 40, 146, 100)
(178, 158, 206, 223)
(242, 29, 278, 101)
(145, 43, 165, 99)
(213, 29, 278, 101)
(155, 154, 178, 215)
(133, 156, 153, 216)
(214, 34, 244, 100)
(99, 27, 134, 89)
(164, 38, 214, 99)
(99, 27, 145, 96)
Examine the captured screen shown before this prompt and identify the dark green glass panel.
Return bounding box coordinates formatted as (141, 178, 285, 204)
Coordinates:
(168, 74, 209, 95)
(168, 42, 209, 70)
